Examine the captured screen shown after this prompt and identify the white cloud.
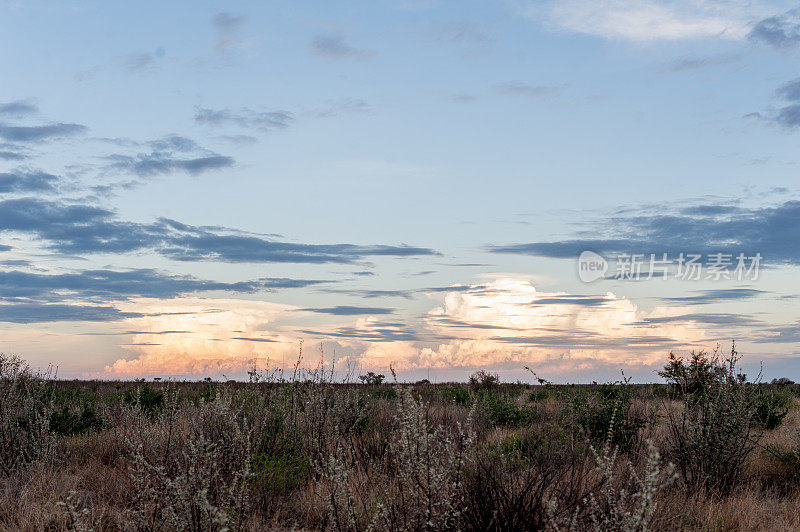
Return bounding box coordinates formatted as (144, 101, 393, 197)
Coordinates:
(105, 298, 300, 377)
(355, 278, 708, 371)
(519, 0, 792, 41)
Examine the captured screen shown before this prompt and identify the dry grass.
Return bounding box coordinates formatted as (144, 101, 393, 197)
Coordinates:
(2, 353, 800, 530)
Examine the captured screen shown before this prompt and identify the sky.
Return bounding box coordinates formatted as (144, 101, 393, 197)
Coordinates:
(2, 0, 800, 382)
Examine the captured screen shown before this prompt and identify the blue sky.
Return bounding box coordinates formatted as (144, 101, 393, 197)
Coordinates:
(2, 0, 800, 382)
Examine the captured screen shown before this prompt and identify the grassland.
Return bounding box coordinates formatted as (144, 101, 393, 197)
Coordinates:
(1, 348, 800, 530)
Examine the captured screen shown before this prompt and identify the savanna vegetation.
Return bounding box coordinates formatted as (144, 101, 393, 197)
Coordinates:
(1, 344, 800, 530)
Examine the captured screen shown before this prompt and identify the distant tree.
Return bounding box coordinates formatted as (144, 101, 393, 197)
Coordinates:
(469, 370, 500, 391)
(359, 372, 385, 385)
(771, 377, 795, 386)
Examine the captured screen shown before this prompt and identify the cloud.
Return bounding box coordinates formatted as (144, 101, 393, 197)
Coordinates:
(663, 53, 741, 72)
(0, 303, 142, 324)
(123, 47, 166, 72)
(0, 151, 25, 161)
(661, 288, 767, 305)
(313, 98, 370, 118)
(0, 100, 38, 117)
(104, 298, 298, 377)
(493, 82, 565, 98)
(194, 107, 293, 131)
(525, 0, 781, 41)
(488, 200, 800, 265)
(310, 33, 373, 60)
(0, 197, 439, 263)
(103, 134, 235, 177)
(0, 268, 264, 302)
(748, 8, 800, 48)
(0, 170, 58, 193)
(301, 305, 395, 315)
(212, 12, 248, 50)
(107, 153, 234, 176)
(0, 123, 87, 142)
(349, 278, 707, 371)
(435, 22, 492, 44)
(302, 317, 419, 342)
(765, 77, 800, 128)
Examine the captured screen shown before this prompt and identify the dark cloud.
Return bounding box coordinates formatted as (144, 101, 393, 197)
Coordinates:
(493, 82, 565, 98)
(124, 48, 166, 72)
(0, 197, 439, 264)
(0, 170, 58, 193)
(231, 337, 279, 343)
(0, 268, 263, 301)
(320, 288, 415, 299)
(103, 134, 235, 177)
(195, 107, 293, 132)
(310, 33, 373, 60)
(0, 268, 328, 323)
(488, 200, 800, 265)
(0, 245, 11, 252)
(0, 303, 142, 324)
(663, 54, 741, 73)
(776, 78, 800, 102)
(748, 9, 800, 48)
(632, 313, 764, 327)
(530, 296, 610, 306)
(661, 288, 768, 305)
(107, 153, 234, 177)
(300, 320, 418, 342)
(0, 123, 87, 142)
(302, 305, 394, 315)
(753, 321, 800, 343)
(0, 151, 25, 160)
(0, 101, 38, 117)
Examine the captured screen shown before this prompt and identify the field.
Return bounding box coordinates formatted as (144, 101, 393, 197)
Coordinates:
(2, 349, 800, 531)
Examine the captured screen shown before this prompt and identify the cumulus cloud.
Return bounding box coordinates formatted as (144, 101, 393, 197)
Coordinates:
(322, 278, 708, 373)
(104, 298, 299, 377)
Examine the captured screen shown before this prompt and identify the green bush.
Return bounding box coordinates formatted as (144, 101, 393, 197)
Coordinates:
(49, 405, 104, 436)
(480, 390, 536, 428)
(754, 390, 791, 430)
(123, 384, 164, 415)
(442, 384, 472, 407)
(528, 389, 549, 402)
(251, 451, 310, 496)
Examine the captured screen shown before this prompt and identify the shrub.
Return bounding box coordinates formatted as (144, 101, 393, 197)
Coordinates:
(662, 343, 763, 491)
(49, 405, 104, 436)
(443, 384, 472, 407)
(123, 384, 164, 415)
(0, 353, 58, 473)
(754, 390, 791, 430)
(479, 390, 536, 428)
(528, 389, 549, 402)
(560, 381, 649, 454)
